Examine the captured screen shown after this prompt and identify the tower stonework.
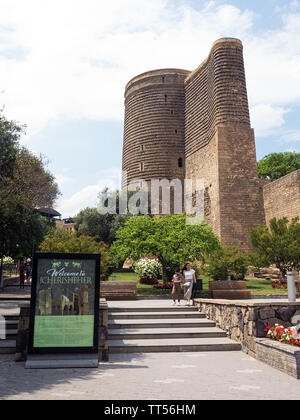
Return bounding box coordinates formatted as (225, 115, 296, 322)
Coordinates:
(122, 38, 266, 251)
(185, 38, 265, 251)
(122, 69, 190, 189)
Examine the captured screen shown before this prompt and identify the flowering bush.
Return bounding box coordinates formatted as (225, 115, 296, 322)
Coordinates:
(264, 324, 300, 347)
(153, 282, 173, 290)
(3, 256, 14, 265)
(133, 258, 162, 281)
(271, 282, 287, 289)
(138, 278, 158, 285)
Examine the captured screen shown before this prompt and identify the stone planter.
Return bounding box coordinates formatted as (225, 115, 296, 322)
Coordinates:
(209, 280, 251, 299)
(256, 338, 300, 379)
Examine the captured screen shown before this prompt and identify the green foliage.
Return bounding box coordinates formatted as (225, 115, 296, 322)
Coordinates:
(111, 214, 220, 282)
(39, 229, 116, 280)
(257, 152, 300, 181)
(249, 217, 300, 276)
(1, 147, 59, 211)
(0, 110, 59, 263)
(74, 207, 130, 245)
(0, 205, 54, 259)
(0, 112, 24, 181)
(204, 247, 248, 281)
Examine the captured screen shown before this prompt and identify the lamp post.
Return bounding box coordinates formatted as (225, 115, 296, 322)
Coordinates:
(287, 271, 296, 302)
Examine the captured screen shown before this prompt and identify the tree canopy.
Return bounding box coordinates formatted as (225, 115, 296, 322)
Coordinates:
(111, 214, 221, 282)
(40, 229, 115, 280)
(249, 217, 300, 276)
(74, 207, 130, 245)
(257, 152, 300, 181)
(0, 110, 59, 261)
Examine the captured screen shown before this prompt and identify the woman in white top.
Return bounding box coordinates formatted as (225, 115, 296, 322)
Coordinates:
(182, 262, 196, 306)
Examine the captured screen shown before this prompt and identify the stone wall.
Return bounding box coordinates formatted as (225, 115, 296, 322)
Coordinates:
(121, 38, 266, 249)
(194, 298, 300, 358)
(185, 38, 265, 251)
(263, 170, 300, 226)
(122, 68, 190, 189)
(256, 338, 300, 379)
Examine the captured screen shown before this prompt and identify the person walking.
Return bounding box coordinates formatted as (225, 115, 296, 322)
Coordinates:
(171, 267, 183, 305)
(25, 262, 32, 283)
(19, 260, 25, 289)
(182, 262, 196, 306)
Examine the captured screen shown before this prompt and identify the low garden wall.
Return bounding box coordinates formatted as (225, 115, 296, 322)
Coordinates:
(194, 298, 300, 359)
(256, 338, 300, 379)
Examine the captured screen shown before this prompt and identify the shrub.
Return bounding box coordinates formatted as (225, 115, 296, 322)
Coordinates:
(153, 282, 173, 290)
(133, 258, 162, 280)
(204, 247, 248, 281)
(39, 229, 116, 281)
(3, 256, 14, 265)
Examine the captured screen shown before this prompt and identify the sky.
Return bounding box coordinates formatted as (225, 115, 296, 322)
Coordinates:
(0, 0, 299, 217)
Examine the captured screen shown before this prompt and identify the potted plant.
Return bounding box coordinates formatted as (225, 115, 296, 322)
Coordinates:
(205, 247, 251, 299)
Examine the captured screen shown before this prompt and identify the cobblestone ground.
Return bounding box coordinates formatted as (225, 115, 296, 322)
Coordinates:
(1, 351, 300, 400)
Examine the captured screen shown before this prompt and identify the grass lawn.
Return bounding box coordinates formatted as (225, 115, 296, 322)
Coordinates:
(245, 278, 288, 295)
(108, 272, 288, 296)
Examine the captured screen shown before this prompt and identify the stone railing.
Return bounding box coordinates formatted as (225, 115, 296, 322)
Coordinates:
(194, 298, 300, 358)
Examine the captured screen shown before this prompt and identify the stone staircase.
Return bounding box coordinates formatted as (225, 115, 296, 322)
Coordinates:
(108, 304, 241, 353)
(0, 315, 19, 354)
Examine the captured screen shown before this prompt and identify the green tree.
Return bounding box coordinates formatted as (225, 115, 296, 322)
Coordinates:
(40, 229, 116, 280)
(257, 152, 300, 181)
(0, 147, 59, 211)
(249, 217, 300, 277)
(111, 214, 221, 283)
(0, 110, 59, 285)
(204, 247, 248, 281)
(75, 207, 130, 246)
(0, 111, 23, 181)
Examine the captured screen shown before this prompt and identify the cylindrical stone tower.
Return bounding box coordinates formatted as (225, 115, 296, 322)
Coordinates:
(122, 68, 190, 189)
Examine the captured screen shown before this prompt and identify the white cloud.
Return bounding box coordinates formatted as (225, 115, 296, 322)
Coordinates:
(0, 0, 299, 157)
(250, 104, 288, 137)
(280, 129, 300, 143)
(55, 174, 71, 188)
(55, 167, 121, 216)
(0, 0, 254, 139)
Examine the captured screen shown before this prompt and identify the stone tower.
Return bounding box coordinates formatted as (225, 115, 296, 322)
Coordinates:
(121, 38, 266, 251)
(122, 68, 190, 189)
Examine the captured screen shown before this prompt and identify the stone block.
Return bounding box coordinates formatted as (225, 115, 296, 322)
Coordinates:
(259, 308, 275, 320)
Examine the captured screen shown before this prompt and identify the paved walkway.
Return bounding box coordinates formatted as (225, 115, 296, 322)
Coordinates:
(0, 351, 300, 400)
(1, 299, 300, 400)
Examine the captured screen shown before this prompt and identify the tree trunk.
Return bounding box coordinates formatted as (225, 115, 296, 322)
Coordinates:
(162, 262, 168, 284)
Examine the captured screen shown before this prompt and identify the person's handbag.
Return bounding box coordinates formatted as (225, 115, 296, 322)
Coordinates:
(183, 282, 190, 287)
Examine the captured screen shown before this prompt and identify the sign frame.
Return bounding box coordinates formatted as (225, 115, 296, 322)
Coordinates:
(28, 252, 101, 355)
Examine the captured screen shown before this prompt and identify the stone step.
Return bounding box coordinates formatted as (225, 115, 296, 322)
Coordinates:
(108, 311, 205, 320)
(108, 327, 227, 340)
(3, 315, 20, 321)
(2, 329, 18, 338)
(108, 318, 215, 329)
(108, 337, 241, 353)
(0, 340, 16, 354)
(0, 320, 19, 329)
(109, 306, 198, 313)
